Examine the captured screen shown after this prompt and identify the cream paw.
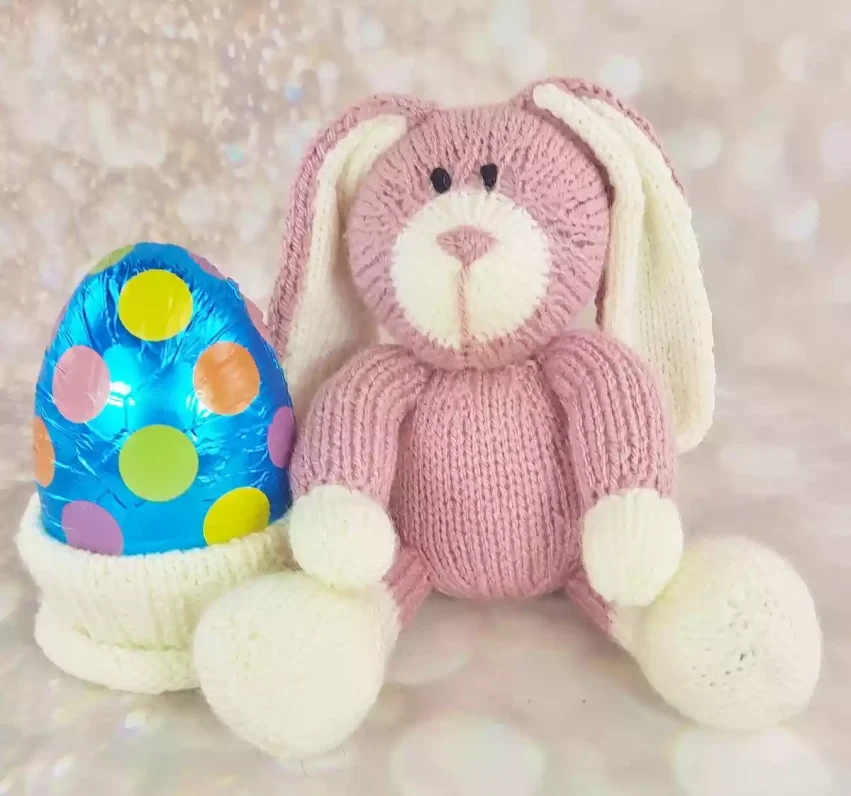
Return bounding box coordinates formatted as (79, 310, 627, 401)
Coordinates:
(193, 570, 398, 759)
(620, 535, 822, 730)
(289, 484, 398, 589)
(582, 488, 683, 606)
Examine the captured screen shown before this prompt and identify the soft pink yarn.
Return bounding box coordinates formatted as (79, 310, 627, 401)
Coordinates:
(291, 334, 674, 630)
(346, 103, 610, 371)
(274, 79, 677, 632)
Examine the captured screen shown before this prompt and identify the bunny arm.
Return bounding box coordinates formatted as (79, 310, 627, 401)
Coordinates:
(541, 330, 682, 606)
(288, 345, 432, 588)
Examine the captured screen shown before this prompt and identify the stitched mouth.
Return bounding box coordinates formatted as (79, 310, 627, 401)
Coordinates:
(456, 268, 470, 349)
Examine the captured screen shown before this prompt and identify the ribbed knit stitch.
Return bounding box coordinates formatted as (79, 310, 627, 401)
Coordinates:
(542, 331, 675, 511)
(390, 359, 572, 599)
(386, 547, 432, 626)
(291, 331, 673, 606)
(290, 346, 430, 504)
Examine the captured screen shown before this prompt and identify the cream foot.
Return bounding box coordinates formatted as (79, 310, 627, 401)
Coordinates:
(193, 571, 398, 759)
(616, 536, 822, 729)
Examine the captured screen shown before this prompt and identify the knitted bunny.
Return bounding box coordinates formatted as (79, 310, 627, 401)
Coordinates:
(193, 78, 821, 759)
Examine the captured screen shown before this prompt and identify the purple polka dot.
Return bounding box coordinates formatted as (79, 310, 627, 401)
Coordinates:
(191, 253, 225, 279)
(61, 501, 123, 555)
(52, 346, 111, 423)
(267, 406, 295, 468)
(245, 298, 272, 344)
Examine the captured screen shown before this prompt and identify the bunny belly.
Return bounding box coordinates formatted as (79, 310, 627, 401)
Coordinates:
(389, 362, 576, 599)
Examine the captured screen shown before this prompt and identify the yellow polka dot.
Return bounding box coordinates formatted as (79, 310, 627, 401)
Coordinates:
(203, 487, 270, 545)
(119, 425, 198, 501)
(118, 270, 193, 342)
(90, 244, 134, 274)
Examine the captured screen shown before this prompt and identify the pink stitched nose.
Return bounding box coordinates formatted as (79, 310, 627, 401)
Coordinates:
(437, 226, 496, 268)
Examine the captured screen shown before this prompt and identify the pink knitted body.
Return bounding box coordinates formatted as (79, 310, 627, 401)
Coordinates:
(291, 331, 674, 616)
(277, 80, 697, 631)
(393, 360, 574, 600)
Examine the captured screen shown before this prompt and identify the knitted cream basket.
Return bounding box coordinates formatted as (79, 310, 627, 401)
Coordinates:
(17, 493, 290, 693)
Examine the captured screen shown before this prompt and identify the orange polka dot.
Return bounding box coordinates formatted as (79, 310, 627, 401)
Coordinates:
(193, 342, 260, 415)
(33, 417, 55, 487)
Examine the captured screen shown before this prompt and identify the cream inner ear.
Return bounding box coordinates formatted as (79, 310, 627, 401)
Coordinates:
(283, 115, 408, 418)
(531, 84, 714, 452)
(390, 190, 550, 349)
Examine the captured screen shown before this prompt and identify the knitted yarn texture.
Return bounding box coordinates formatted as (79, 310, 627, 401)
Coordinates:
(17, 493, 290, 693)
(191, 77, 819, 759)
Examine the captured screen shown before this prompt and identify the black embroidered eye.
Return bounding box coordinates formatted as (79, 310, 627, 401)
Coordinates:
(480, 163, 498, 190)
(430, 167, 452, 193)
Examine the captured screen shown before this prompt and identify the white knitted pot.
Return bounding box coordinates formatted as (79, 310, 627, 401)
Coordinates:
(16, 493, 290, 694)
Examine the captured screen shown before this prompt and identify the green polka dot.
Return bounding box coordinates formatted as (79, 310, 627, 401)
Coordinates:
(118, 425, 198, 502)
(90, 244, 135, 275)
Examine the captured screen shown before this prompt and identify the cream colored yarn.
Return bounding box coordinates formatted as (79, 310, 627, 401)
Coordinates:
(288, 484, 398, 589)
(281, 114, 409, 419)
(194, 571, 399, 759)
(582, 489, 683, 606)
(532, 85, 715, 452)
(612, 535, 822, 730)
(17, 493, 291, 694)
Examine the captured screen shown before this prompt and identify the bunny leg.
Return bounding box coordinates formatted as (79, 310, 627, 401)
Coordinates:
(566, 536, 821, 730)
(193, 547, 430, 759)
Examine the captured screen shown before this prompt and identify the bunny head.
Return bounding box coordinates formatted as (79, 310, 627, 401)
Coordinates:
(269, 79, 715, 451)
(344, 100, 610, 375)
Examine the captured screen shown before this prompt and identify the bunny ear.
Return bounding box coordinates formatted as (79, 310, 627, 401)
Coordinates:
(268, 96, 433, 419)
(531, 82, 715, 452)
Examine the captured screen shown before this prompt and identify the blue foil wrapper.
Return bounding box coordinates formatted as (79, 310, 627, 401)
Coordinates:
(34, 242, 294, 556)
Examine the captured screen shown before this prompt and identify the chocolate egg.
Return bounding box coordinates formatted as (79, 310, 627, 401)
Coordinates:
(33, 242, 294, 555)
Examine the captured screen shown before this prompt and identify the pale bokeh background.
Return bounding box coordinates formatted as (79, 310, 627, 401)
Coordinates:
(1, 0, 850, 794)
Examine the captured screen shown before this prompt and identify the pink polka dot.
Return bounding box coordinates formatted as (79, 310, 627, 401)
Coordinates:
(191, 253, 225, 279)
(267, 406, 295, 468)
(52, 346, 111, 423)
(245, 298, 272, 344)
(62, 501, 123, 555)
